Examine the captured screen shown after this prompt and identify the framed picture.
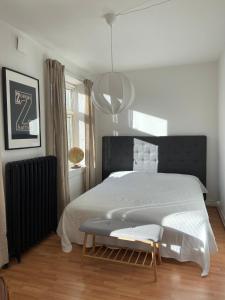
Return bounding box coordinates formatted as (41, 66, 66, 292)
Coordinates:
(2, 67, 41, 150)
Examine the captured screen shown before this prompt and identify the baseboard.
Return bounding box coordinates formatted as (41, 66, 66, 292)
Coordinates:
(217, 206, 225, 227)
(205, 200, 219, 207)
(205, 200, 225, 227)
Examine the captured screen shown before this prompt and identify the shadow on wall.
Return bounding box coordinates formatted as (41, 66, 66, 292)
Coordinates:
(111, 110, 168, 136)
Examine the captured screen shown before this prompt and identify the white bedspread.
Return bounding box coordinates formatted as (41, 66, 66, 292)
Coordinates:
(57, 172, 217, 276)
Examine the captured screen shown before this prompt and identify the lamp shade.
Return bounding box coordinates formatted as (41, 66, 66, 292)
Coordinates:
(92, 72, 135, 115)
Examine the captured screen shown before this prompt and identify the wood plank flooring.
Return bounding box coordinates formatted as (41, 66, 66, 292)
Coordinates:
(1, 207, 225, 300)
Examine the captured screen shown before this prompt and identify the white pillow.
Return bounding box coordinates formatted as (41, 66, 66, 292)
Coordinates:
(133, 138, 158, 173)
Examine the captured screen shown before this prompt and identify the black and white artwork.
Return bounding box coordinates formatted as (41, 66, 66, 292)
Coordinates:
(2, 68, 41, 149)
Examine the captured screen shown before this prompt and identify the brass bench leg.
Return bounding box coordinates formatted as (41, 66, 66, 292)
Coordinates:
(152, 243, 157, 282)
(156, 243, 162, 265)
(82, 233, 88, 256)
(92, 234, 96, 253)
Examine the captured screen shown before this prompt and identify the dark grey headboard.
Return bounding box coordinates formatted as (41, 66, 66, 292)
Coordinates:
(102, 136, 207, 185)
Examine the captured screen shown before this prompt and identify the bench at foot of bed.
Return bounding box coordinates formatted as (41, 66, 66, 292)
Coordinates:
(79, 219, 163, 282)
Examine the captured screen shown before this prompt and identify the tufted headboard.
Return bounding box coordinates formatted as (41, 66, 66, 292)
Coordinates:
(102, 136, 207, 186)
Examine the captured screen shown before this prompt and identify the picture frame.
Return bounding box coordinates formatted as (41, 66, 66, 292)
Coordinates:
(2, 67, 41, 150)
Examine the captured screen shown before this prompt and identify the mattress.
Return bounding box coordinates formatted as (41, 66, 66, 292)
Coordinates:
(57, 172, 217, 276)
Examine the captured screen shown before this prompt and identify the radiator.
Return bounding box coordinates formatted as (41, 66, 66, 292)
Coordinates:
(5, 156, 57, 262)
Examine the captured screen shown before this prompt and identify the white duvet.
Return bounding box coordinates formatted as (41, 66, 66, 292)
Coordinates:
(57, 172, 217, 276)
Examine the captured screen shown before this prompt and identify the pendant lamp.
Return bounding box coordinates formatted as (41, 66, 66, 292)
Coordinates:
(92, 13, 135, 115)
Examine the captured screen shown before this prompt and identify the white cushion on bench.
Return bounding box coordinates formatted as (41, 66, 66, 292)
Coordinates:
(110, 224, 162, 243)
(80, 219, 162, 243)
(79, 219, 138, 236)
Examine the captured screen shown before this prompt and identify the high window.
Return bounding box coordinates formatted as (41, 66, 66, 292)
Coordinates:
(65, 81, 86, 166)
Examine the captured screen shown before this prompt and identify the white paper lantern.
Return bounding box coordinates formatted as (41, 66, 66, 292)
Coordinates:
(92, 72, 135, 115)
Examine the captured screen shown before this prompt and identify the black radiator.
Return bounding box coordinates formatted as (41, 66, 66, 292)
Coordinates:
(5, 156, 57, 262)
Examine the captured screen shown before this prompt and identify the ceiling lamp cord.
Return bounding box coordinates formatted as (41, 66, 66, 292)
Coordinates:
(116, 0, 171, 16)
(92, 0, 171, 115)
(106, 0, 171, 73)
(110, 23, 114, 72)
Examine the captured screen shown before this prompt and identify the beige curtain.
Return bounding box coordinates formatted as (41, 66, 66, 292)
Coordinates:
(45, 59, 70, 215)
(84, 79, 96, 191)
(0, 159, 8, 268)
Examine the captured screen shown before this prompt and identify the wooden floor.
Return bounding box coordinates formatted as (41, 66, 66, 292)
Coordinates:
(1, 207, 225, 300)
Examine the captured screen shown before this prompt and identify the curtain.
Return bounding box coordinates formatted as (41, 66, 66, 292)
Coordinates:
(45, 59, 70, 215)
(83, 79, 96, 191)
(0, 158, 8, 268)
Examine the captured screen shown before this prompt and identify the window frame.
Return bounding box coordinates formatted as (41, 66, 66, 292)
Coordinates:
(65, 81, 86, 168)
(66, 83, 77, 152)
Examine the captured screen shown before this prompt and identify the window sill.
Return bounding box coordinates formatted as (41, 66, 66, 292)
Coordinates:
(69, 166, 85, 178)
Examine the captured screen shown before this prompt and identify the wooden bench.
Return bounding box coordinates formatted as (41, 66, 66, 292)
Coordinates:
(79, 219, 163, 282)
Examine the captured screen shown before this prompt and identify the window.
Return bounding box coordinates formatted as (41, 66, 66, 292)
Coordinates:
(65, 81, 86, 167)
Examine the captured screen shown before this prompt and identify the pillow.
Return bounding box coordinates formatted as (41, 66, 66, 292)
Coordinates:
(133, 138, 158, 173)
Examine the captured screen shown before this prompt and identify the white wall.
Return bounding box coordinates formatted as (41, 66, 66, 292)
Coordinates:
(0, 20, 219, 204)
(218, 52, 225, 219)
(95, 62, 218, 202)
(0, 20, 87, 199)
(69, 168, 85, 200)
(0, 20, 88, 162)
(0, 21, 45, 163)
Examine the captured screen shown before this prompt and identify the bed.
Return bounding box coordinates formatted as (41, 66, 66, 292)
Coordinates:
(57, 136, 217, 276)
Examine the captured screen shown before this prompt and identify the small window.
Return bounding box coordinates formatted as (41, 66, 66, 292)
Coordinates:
(65, 82, 86, 167)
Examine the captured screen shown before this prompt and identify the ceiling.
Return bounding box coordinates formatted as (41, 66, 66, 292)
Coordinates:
(0, 0, 225, 73)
